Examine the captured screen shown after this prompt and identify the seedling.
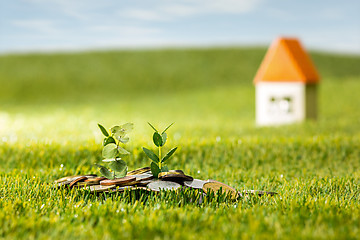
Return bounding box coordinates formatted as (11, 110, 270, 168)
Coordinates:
(96, 123, 133, 179)
(142, 122, 177, 178)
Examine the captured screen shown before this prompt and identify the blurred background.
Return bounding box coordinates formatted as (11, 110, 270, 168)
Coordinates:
(0, 0, 359, 146)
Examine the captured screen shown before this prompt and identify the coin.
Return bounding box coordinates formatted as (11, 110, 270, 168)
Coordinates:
(131, 173, 154, 182)
(58, 176, 84, 187)
(57, 175, 96, 188)
(120, 173, 154, 186)
(56, 179, 73, 188)
(55, 175, 80, 183)
(84, 177, 107, 184)
(69, 176, 88, 188)
(75, 181, 101, 187)
(85, 184, 116, 193)
(158, 172, 193, 182)
(169, 170, 184, 174)
(127, 167, 151, 176)
(83, 174, 98, 178)
(55, 174, 97, 183)
(158, 171, 182, 178)
(202, 180, 238, 198)
(147, 180, 181, 192)
(183, 179, 208, 189)
(137, 178, 156, 186)
(100, 176, 136, 186)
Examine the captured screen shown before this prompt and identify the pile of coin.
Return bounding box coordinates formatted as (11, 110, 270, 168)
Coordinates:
(55, 167, 277, 198)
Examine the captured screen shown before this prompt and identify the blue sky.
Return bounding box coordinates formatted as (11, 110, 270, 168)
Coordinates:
(0, 0, 359, 54)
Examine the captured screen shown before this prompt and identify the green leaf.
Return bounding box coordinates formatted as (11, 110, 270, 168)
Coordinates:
(119, 136, 129, 144)
(115, 166, 127, 178)
(110, 126, 120, 133)
(161, 147, 177, 163)
(120, 123, 134, 133)
(162, 122, 174, 134)
(95, 164, 113, 179)
(161, 132, 167, 146)
(117, 146, 130, 155)
(142, 147, 159, 164)
(98, 124, 109, 137)
(147, 122, 158, 132)
(150, 162, 160, 178)
(153, 132, 163, 147)
(111, 123, 133, 141)
(103, 136, 116, 146)
(100, 168, 113, 179)
(109, 159, 127, 173)
(111, 126, 125, 139)
(161, 165, 169, 172)
(102, 143, 118, 159)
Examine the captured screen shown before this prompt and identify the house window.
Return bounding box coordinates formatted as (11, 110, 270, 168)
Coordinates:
(268, 96, 293, 115)
(268, 97, 278, 114)
(279, 97, 293, 113)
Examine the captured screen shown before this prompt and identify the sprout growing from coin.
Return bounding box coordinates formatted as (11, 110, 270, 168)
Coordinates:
(142, 122, 177, 178)
(96, 123, 134, 179)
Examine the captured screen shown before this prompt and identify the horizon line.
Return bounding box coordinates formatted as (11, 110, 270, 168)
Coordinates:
(1, 42, 359, 56)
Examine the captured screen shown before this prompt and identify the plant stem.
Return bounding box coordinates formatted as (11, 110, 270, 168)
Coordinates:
(158, 146, 162, 169)
(113, 156, 117, 179)
(115, 138, 120, 178)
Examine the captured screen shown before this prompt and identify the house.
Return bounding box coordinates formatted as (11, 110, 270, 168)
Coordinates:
(254, 37, 320, 126)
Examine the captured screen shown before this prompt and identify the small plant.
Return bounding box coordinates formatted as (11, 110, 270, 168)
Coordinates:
(95, 123, 133, 179)
(142, 122, 177, 177)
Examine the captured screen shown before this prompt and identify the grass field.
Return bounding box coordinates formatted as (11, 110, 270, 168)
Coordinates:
(0, 48, 360, 239)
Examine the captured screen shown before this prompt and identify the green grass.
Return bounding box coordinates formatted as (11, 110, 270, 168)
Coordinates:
(0, 48, 359, 239)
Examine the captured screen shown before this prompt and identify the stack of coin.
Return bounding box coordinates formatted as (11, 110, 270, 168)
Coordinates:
(54, 167, 277, 197)
(74, 177, 107, 187)
(100, 176, 136, 186)
(69, 176, 88, 188)
(54, 175, 98, 189)
(127, 173, 154, 186)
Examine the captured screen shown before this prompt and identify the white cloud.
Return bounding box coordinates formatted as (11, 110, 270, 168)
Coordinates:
(265, 8, 296, 20)
(120, 9, 168, 21)
(24, 0, 106, 20)
(318, 7, 344, 20)
(120, 0, 263, 21)
(159, 4, 198, 17)
(200, 0, 263, 13)
(89, 25, 161, 35)
(11, 20, 61, 35)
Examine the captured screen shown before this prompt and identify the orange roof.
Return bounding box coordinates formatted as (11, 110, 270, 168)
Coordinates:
(254, 37, 320, 84)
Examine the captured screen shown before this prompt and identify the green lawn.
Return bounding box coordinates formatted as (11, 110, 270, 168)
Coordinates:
(0, 48, 359, 239)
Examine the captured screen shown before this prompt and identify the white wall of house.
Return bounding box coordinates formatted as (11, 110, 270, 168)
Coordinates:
(255, 82, 306, 126)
